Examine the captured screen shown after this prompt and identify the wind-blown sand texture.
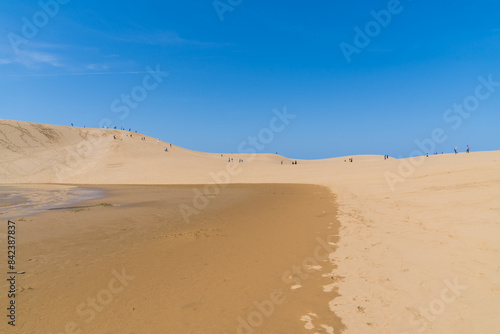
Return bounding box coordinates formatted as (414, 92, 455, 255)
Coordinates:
(1, 119, 499, 333)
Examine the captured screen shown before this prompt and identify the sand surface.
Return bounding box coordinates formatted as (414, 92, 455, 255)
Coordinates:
(0, 185, 103, 219)
(1, 184, 341, 333)
(1, 119, 499, 333)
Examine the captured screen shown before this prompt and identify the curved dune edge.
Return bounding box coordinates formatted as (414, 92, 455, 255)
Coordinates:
(1, 119, 500, 333)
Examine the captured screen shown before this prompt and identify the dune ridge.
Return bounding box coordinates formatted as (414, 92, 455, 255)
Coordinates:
(1, 118, 499, 333)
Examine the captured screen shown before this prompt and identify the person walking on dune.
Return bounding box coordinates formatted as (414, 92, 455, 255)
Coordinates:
(466, 145, 470, 153)
(454, 146, 458, 154)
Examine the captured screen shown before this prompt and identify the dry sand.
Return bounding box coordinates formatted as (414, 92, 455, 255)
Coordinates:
(1, 119, 499, 333)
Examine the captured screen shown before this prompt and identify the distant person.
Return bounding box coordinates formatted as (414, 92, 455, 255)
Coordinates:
(113, 135, 116, 140)
(454, 146, 458, 154)
(71, 123, 73, 127)
(295, 160, 297, 165)
(281, 160, 283, 165)
(164, 147, 168, 152)
(466, 145, 470, 153)
(426, 153, 429, 157)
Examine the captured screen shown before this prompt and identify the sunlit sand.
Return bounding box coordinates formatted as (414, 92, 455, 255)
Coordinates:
(1, 119, 499, 333)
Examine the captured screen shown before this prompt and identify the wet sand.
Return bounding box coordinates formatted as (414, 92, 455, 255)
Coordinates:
(2, 119, 500, 333)
(0, 185, 104, 219)
(1, 184, 343, 334)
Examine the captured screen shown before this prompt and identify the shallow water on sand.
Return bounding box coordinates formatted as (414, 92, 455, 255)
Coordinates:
(0, 185, 104, 219)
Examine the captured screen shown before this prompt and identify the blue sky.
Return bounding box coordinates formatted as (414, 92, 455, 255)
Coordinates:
(1, 0, 499, 159)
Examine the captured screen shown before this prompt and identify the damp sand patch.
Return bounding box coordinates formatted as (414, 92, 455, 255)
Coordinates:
(0, 185, 104, 219)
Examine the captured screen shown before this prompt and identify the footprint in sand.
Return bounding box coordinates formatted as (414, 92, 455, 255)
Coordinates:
(300, 313, 317, 330)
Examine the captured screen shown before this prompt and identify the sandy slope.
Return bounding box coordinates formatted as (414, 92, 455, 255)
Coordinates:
(1, 119, 499, 333)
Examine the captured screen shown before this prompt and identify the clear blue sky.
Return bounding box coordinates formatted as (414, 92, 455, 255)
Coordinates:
(1, 0, 499, 159)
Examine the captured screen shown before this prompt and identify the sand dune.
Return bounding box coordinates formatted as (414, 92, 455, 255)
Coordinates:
(1, 118, 499, 333)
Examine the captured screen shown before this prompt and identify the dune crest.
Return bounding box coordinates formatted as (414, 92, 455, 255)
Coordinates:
(1, 118, 499, 333)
